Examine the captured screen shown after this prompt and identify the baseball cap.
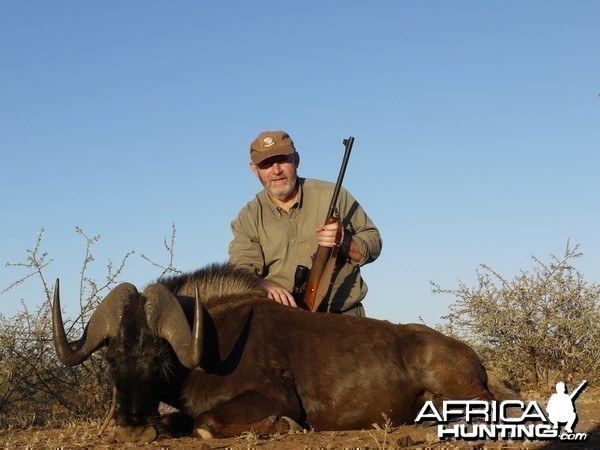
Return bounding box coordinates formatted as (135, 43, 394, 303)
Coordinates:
(250, 131, 296, 164)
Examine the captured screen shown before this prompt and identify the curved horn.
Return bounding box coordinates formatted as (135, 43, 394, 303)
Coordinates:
(143, 283, 203, 370)
(52, 279, 138, 366)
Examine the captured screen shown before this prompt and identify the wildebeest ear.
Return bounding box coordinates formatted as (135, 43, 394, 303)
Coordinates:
(53, 281, 139, 366)
(143, 283, 204, 370)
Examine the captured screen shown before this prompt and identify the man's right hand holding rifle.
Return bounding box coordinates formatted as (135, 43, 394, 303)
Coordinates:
(228, 131, 382, 317)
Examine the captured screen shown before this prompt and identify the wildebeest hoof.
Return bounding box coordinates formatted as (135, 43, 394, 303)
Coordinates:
(114, 425, 157, 443)
(195, 425, 215, 439)
(274, 416, 303, 433)
(160, 411, 194, 434)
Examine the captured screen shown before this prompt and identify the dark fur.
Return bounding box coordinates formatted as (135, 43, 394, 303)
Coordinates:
(100, 263, 497, 441)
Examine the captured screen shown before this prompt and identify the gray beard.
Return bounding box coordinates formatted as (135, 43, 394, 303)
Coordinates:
(265, 174, 297, 201)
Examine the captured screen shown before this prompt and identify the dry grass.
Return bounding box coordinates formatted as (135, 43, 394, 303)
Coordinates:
(1, 398, 598, 450)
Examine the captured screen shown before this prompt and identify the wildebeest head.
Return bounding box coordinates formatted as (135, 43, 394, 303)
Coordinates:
(52, 280, 203, 443)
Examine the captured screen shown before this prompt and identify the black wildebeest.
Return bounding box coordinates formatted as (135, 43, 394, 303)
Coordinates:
(53, 263, 499, 443)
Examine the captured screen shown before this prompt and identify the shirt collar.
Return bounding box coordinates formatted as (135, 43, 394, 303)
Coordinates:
(259, 177, 304, 216)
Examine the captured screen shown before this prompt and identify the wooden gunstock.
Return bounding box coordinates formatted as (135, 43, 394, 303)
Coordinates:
(303, 216, 339, 311)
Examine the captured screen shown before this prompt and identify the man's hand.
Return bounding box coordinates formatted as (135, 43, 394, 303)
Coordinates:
(316, 221, 343, 248)
(316, 221, 363, 263)
(256, 279, 297, 307)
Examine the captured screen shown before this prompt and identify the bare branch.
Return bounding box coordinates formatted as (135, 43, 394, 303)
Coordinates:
(140, 222, 182, 279)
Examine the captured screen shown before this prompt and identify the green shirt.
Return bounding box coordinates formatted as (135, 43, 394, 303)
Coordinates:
(228, 178, 382, 313)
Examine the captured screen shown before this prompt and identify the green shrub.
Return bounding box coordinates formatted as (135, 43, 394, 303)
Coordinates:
(434, 240, 600, 390)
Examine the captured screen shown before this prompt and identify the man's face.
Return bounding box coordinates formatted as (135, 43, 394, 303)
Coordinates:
(251, 153, 299, 201)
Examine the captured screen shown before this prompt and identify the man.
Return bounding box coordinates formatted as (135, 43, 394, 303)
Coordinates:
(228, 131, 382, 316)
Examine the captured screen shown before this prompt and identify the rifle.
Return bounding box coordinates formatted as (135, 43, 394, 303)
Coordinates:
(569, 380, 587, 400)
(296, 136, 354, 312)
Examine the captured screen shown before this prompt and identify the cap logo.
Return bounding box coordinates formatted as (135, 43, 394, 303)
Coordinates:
(263, 137, 276, 148)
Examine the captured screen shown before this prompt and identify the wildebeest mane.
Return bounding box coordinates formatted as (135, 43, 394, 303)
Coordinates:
(156, 263, 266, 305)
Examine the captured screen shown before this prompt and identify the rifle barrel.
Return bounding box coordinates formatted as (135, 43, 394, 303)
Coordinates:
(304, 136, 355, 312)
(326, 136, 354, 219)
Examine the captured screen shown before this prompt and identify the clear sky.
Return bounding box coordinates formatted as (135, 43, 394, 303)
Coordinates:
(1, 1, 599, 325)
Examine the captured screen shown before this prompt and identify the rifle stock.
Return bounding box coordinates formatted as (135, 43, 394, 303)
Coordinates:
(303, 137, 354, 311)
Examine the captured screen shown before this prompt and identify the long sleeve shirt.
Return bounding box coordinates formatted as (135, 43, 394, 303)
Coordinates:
(228, 178, 382, 313)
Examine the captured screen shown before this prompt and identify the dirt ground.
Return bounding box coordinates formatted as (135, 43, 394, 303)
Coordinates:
(1, 399, 598, 450)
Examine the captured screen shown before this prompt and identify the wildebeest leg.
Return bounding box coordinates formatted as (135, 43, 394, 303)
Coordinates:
(194, 390, 303, 438)
(160, 411, 194, 435)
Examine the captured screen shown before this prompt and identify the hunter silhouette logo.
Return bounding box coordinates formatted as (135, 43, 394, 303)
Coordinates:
(546, 380, 587, 434)
(415, 380, 588, 442)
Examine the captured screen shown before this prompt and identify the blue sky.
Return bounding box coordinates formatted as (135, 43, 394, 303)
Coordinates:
(1, 1, 599, 325)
